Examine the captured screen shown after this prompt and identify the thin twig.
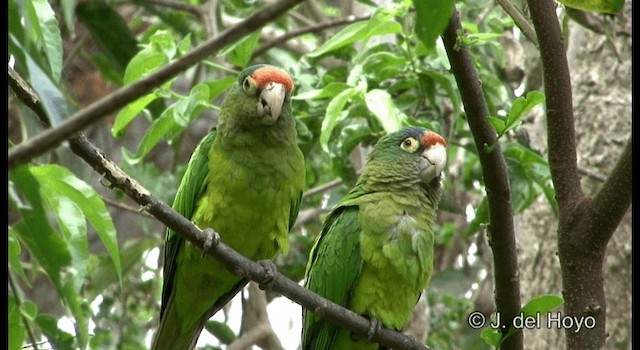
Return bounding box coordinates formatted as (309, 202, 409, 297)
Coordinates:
(139, 0, 203, 18)
(252, 15, 370, 58)
(302, 178, 344, 198)
(495, 0, 539, 47)
(8, 0, 307, 170)
(101, 196, 157, 219)
(8, 272, 40, 350)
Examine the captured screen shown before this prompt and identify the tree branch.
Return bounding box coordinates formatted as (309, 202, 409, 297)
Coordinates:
(495, 0, 538, 47)
(588, 137, 631, 248)
(8, 0, 307, 170)
(138, 0, 203, 18)
(442, 9, 522, 349)
(252, 15, 370, 58)
(527, 0, 584, 210)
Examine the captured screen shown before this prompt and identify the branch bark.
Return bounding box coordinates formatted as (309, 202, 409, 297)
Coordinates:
(8, 0, 306, 170)
(442, 9, 522, 349)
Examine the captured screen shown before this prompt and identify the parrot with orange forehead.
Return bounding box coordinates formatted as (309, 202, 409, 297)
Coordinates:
(302, 127, 447, 350)
(151, 64, 305, 349)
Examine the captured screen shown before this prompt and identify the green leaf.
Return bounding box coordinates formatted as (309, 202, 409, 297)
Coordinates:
(8, 296, 26, 350)
(76, 1, 140, 75)
(25, 0, 63, 82)
(505, 91, 545, 131)
(20, 300, 38, 321)
(306, 10, 402, 58)
(125, 83, 211, 163)
(35, 314, 75, 350)
(29, 165, 122, 287)
(488, 116, 506, 135)
(112, 46, 173, 137)
(364, 89, 406, 133)
(204, 76, 237, 100)
(293, 82, 351, 100)
(480, 326, 502, 346)
(320, 87, 358, 153)
(559, 0, 624, 13)
(412, 0, 455, 49)
(204, 320, 237, 344)
(61, 0, 76, 35)
(221, 30, 262, 67)
(9, 166, 72, 295)
(8, 229, 29, 285)
(498, 295, 564, 345)
(20, 44, 70, 126)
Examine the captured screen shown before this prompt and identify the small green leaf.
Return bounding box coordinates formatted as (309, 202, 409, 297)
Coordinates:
(559, 0, 624, 13)
(126, 83, 211, 162)
(123, 47, 168, 85)
(35, 314, 75, 350)
(20, 300, 38, 321)
(8, 230, 29, 285)
(307, 10, 402, 58)
(488, 116, 506, 135)
(204, 320, 237, 345)
(25, 0, 63, 82)
(112, 93, 159, 137)
(506, 91, 545, 129)
(221, 30, 262, 67)
(8, 296, 26, 350)
(293, 82, 351, 100)
(521, 294, 564, 316)
(480, 326, 502, 346)
(320, 87, 358, 153)
(61, 0, 76, 35)
(412, 0, 455, 49)
(204, 76, 237, 100)
(364, 89, 406, 133)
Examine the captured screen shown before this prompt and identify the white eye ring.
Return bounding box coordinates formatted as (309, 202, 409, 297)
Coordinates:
(243, 77, 251, 91)
(400, 137, 419, 153)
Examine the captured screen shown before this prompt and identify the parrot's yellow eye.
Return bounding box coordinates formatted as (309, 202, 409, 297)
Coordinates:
(400, 137, 420, 153)
(242, 77, 253, 92)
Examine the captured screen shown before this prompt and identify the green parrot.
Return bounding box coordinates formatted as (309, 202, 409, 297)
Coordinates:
(151, 64, 305, 350)
(302, 127, 447, 350)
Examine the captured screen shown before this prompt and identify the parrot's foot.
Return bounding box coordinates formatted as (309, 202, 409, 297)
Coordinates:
(257, 260, 278, 290)
(200, 228, 221, 258)
(366, 317, 381, 342)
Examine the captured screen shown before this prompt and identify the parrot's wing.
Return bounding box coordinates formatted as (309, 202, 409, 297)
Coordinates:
(289, 191, 303, 231)
(160, 129, 217, 318)
(302, 204, 363, 349)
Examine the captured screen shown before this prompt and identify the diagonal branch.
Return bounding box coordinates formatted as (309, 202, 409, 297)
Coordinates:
(588, 137, 631, 248)
(495, 0, 538, 47)
(8, 0, 306, 170)
(442, 9, 522, 349)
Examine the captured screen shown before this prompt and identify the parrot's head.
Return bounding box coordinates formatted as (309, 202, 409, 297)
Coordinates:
(220, 64, 295, 129)
(362, 127, 447, 187)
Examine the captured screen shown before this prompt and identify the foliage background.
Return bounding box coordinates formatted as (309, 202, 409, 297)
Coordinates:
(8, 0, 631, 349)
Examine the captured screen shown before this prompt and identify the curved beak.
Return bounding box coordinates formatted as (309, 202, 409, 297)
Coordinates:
(418, 143, 447, 184)
(257, 82, 287, 125)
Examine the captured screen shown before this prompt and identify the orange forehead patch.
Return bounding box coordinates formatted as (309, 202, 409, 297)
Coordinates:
(422, 131, 447, 147)
(252, 66, 294, 94)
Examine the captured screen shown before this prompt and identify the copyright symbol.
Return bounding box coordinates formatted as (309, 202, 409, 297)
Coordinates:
(468, 311, 486, 329)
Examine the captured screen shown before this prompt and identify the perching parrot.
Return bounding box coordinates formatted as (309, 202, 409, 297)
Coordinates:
(302, 127, 447, 350)
(151, 64, 305, 350)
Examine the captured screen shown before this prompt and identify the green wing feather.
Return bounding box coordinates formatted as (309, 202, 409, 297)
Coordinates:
(160, 129, 217, 318)
(302, 204, 364, 350)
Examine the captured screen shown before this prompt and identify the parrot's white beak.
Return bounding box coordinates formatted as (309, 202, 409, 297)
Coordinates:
(257, 82, 286, 125)
(419, 143, 447, 184)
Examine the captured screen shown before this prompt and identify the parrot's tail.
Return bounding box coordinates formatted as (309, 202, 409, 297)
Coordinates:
(151, 300, 203, 350)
